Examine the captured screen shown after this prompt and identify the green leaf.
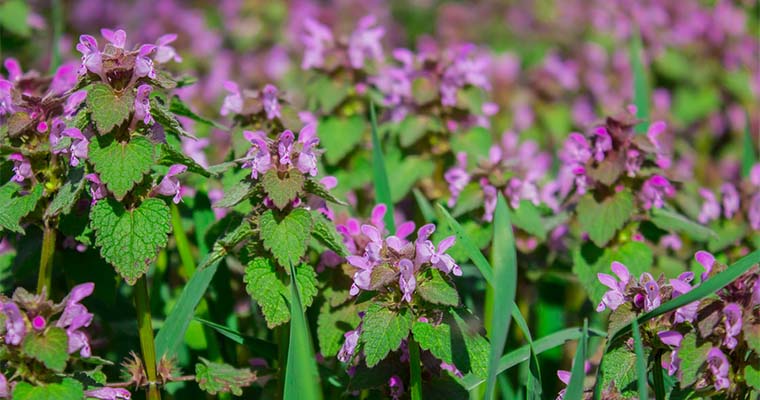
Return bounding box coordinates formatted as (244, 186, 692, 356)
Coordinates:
(88, 135, 156, 200)
(650, 207, 716, 241)
(306, 75, 349, 114)
(303, 178, 346, 205)
(742, 112, 757, 178)
(436, 204, 493, 283)
(261, 169, 304, 210)
(259, 209, 312, 268)
(12, 378, 84, 400)
(214, 178, 255, 209)
(45, 167, 85, 218)
(370, 102, 395, 232)
(311, 212, 349, 257)
(577, 190, 634, 247)
(566, 320, 589, 399)
(631, 318, 649, 399)
(150, 97, 193, 138)
(318, 115, 365, 165)
(630, 29, 650, 133)
(284, 262, 323, 400)
(317, 301, 361, 357)
(86, 83, 135, 134)
(672, 86, 720, 126)
(22, 327, 69, 372)
(194, 317, 277, 359)
(486, 194, 517, 400)
(450, 309, 489, 379)
(243, 258, 318, 328)
(573, 241, 653, 305)
(399, 115, 433, 148)
(511, 200, 547, 240)
(0, 0, 30, 37)
(600, 345, 639, 396)
(745, 361, 760, 390)
(361, 302, 413, 367)
(195, 358, 257, 396)
(158, 143, 211, 177)
(451, 183, 484, 218)
(676, 332, 710, 388)
(0, 183, 43, 234)
(169, 96, 227, 130)
(90, 198, 171, 284)
(412, 321, 453, 364)
(450, 127, 492, 168)
(417, 269, 459, 306)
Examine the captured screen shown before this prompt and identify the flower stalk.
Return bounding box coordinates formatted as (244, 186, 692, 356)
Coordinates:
(135, 276, 161, 400)
(36, 225, 57, 294)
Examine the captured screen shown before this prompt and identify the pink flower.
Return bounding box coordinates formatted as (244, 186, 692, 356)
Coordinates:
(134, 44, 157, 79)
(658, 330, 683, 376)
(154, 34, 182, 64)
(670, 273, 698, 323)
(721, 184, 740, 219)
(56, 282, 95, 357)
(101, 28, 126, 49)
(337, 327, 360, 362)
(242, 130, 272, 179)
(695, 250, 715, 281)
(295, 123, 319, 176)
(640, 175, 675, 210)
(2, 301, 27, 345)
(697, 188, 720, 224)
(592, 127, 612, 162)
(706, 348, 730, 390)
(722, 303, 742, 349)
(481, 179, 498, 222)
(76, 35, 102, 76)
(86, 173, 108, 202)
(278, 130, 295, 167)
(9, 153, 32, 184)
(444, 152, 470, 207)
(134, 84, 153, 125)
(0, 372, 7, 398)
(62, 128, 89, 167)
(348, 16, 385, 69)
(301, 18, 334, 70)
(596, 261, 631, 311)
(398, 259, 417, 303)
(389, 375, 404, 400)
(84, 387, 131, 400)
(261, 84, 281, 120)
(220, 81, 243, 116)
(32, 315, 47, 331)
(154, 164, 187, 204)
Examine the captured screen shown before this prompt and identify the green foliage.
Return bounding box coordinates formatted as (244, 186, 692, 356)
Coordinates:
(86, 83, 135, 134)
(370, 102, 395, 231)
(416, 269, 459, 306)
(45, 167, 85, 218)
(577, 190, 634, 247)
(243, 258, 317, 328)
(650, 207, 716, 242)
(150, 97, 192, 138)
(630, 30, 650, 133)
(412, 321, 453, 364)
(317, 300, 361, 357)
(399, 115, 438, 148)
(261, 169, 304, 210)
(311, 212, 349, 257)
(169, 96, 227, 130)
(318, 115, 365, 165)
(361, 302, 414, 367)
(22, 327, 69, 372)
(676, 332, 710, 388)
(511, 200, 547, 240)
(88, 135, 156, 200)
(450, 309, 489, 379)
(306, 75, 349, 114)
(0, 0, 30, 37)
(631, 318, 648, 399)
(573, 241, 653, 305)
(195, 358, 257, 396)
(158, 143, 211, 177)
(259, 208, 313, 267)
(11, 378, 84, 400)
(90, 198, 171, 284)
(0, 183, 43, 234)
(303, 178, 346, 205)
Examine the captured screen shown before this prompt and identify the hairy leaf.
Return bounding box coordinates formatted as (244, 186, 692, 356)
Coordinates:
(243, 258, 318, 328)
(0, 183, 43, 234)
(259, 209, 312, 268)
(319, 115, 365, 165)
(45, 167, 85, 218)
(87, 83, 135, 134)
(12, 378, 84, 400)
(261, 169, 304, 210)
(158, 143, 211, 177)
(317, 301, 362, 358)
(417, 269, 459, 306)
(577, 190, 634, 247)
(311, 212, 349, 257)
(88, 135, 156, 200)
(412, 321, 453, 364)
(22, 327, 69, 372)
(677, 332, 710, 388)
(195, 358, 257, 396)
(361, 302, 413, 367)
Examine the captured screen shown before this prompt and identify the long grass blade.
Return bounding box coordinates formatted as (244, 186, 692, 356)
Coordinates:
(284, 262, 322, 400)
(742, 111, 757, 178)
(630, 28, 650, 133)
(485, 194, 517, 400)
(460, 326, 606, 390)
(436, 203, 493, 283)
(194, 317, 277, 360)
(369, 101, 395, 232)
(565, 319, 589, 399)
(632, 318, 648, 399)
(412, 188, 436, 223)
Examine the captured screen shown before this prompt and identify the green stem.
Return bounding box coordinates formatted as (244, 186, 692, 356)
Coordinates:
(170, 204, 196, 279)
(36, 226, 56, 294)
(49, 0, 63, 73)
(135, 276, 161, 400)
(408, 337, 423, 400)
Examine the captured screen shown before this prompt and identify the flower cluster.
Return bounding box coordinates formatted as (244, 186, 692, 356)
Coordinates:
(241, 123, 320, 180)
(596, 251, 760, 395)
(696, 164, 760, 230)
(301, 15, 385, 71)
(220, 82, 282, 121)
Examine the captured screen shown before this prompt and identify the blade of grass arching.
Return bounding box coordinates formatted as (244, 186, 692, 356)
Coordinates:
(460, 326, 606, 390)
(284, 262, 322, 400)
(485, 194, 518, 400)
(565, 319, 589, 400)
(632, 318, 649, 399)
(742, 112, 757, 178)
(412, 188, 437, 223)
(630, 28, 650, 133)
(369, 101, 395, 232)
(194, 317, 278, 360)
(595, 249, 760, 399)
(436, 203, 493, 283)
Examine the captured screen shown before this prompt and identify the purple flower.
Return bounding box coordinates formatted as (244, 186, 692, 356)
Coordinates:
(0, 79, 13, 117)
(722, 303, 742, 350)
(86, 173, 108, 202)
(637, 274, 661, 312)
(706, 348, 730, 390)
(242, 130, 272, 179)
(625, 149, 642, 177)
(295, 123, 319, 176)
(134, 84, 153, 125)
(596, 261, 631, 311)
(750, 164, 760, 187)
(154, 164, 187, 204)
(101, 28, 126, 48)
(84, 387, 132, 400)
(0, 372, 7, 398)
(660, 234, 682, 251)
(56, 282, 95, 357)
(592, 127, 612, 162)
(220, 81, 243, 116)
(49, 63, 78, 95)
(481, 179, 498, 222)
(440, 44, 490, 106)
(62, 128, 89, 167)
(721, 184, 740, 219)
(301, 18, 334, 70)
(261, 84, 281, 120)
(32, 315, 47, 331)
(154, 34, 182, 64)
(398, 259, 417, 303)
(697, 188, 720, 224)
(337, 327, 360, 362)
(670, 273, 698, 323)
(76, 35, 102, 76)
(278, 130, 295, 167)
(556, 370, 571, 400)
(2, 301, 27, 345)
(695, 250, 715, 281)
(748, 193, 760, 230)
(445, 152, 470, 207)
(640, 175, 675, 210)
(3, 58, 21, 81)
(134, 44, 157, 80)
(348, 16, 385, 69)
(389, 375, 404, 400)
(9, 153, 32, 184)
(658, 330, 683, 376)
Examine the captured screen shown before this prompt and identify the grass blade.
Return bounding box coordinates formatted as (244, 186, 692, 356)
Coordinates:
(485, 194, 517, 400)
(460, 326, 606, 390)
(742, 111, 757, 178)
(436, 203, 493, 283)
(369, 101, 394, 232)
(565, 319, 589, 400)
(630, 28, 650, 133)
(631, 318, 648, 399)
(284, 262, 322, 400)
(652, 355, 666, 400)
(194, 317, 277, 360)
(412, 188, 436, 223)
